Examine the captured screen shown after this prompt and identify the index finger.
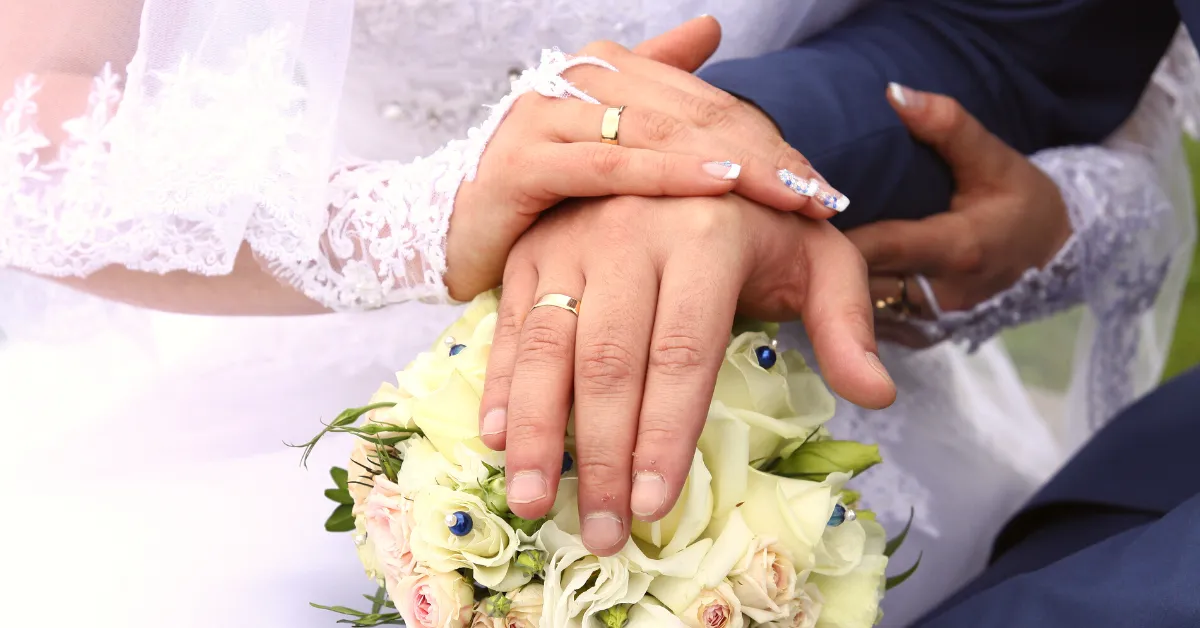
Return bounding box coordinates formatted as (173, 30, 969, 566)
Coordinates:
(846, 214, 973, 276)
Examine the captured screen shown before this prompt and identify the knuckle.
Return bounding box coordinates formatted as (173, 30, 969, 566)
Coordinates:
(573, 453, 625, 486)
(589, 146, 629, 176)
(773, 144, 811, 170)
(934, 98, 968, 134)
(580, 39, 623, 58)
(639, 110, 687, 145)
(494, 303, 527, 342)
(710, 88, 742, 112)
(576, 339, 638, 395)
(684, 95, 730, 129)
(502, 413, 552, 448)
(681, 201, 737, 240)
(648, 331, 707, 375)
(518, 317, 574, 363)
(634, 415, 687, 451)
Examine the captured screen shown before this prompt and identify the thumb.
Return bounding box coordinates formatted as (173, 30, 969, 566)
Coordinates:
(632, 15, 722, 72)
(886, 83, 1017, 184)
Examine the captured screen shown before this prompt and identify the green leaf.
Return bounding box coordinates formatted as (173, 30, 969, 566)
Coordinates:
(886, 553, 921, 591)
(331, 467, 349, 491)
(772, 440, 883, 480)
(325, 503, 355, 533)
(885, 508, 914, 557)
(364, 587, 393, 614)
(325, 488, 354, 505)
(310, 603, 369, 617)
(509, 515, 547, 536)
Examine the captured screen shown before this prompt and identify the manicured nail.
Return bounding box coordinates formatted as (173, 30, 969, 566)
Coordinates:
(865, 352, 894, 387)
(704, 161, 741, 180)
(582, 512, 626, 551)
(778, 169, 849, 212)
(888, 82, 924, 109)
(631, 472, 668, 518)
(481, 408, 506, 436)
(508, 471, 547, 504)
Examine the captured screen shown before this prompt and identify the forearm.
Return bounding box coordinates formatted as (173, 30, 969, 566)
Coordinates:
(699, 0, 1178, 230)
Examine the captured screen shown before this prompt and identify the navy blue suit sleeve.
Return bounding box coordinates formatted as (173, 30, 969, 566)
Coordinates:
(915, 493, 1200, 627)
(698, 0, 1179, 230)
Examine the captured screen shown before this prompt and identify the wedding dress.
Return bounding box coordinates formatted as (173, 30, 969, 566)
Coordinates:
(0, 1, 1195, 626)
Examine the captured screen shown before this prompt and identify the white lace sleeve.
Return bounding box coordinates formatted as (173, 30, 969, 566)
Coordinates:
(920, 27, 1200, 430)
(0, 1, 613, 310)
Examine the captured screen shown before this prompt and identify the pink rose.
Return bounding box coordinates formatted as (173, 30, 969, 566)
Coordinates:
(392, 573, 475, 628)
(362, 477, 418, 581)
(681, 582, 744, 628)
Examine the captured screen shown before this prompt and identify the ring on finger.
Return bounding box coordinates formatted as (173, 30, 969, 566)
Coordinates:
(530, 293, 581, 316)
(600, 106, 625, 145)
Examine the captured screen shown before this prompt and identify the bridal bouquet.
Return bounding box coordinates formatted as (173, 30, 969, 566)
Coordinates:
(301, 292, 916, 628)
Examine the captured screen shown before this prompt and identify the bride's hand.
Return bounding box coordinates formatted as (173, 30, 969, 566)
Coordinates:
(446, 17, 845, 300)
(845, 85, 1073, 347)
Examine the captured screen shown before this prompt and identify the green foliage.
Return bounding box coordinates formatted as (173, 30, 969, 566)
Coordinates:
(885, 508, 914, 558)
(772, 440, 883, 481)
(886, 553, 921, 591)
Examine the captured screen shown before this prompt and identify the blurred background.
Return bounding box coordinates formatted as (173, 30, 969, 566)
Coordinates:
(1163, 139, 1200, 379)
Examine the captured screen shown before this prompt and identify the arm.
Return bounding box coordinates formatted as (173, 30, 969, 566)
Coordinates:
(917, 491, 1200, 628)
(697, 0, 1180, 230)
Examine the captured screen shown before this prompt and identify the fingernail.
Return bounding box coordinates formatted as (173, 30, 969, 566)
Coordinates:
(703, 161, 741, 180)
(582, 512, 626, 551)
(631, 472, 668, 518)
(778, 169, 849, 212)
(888, 82, 924, 109)
(481, 408, 506, 436)
(865, 352, 894, 387)
(508, 471, 547, 504)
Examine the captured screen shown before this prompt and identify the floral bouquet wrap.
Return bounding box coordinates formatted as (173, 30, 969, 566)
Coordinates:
(301, 292, 916, 628)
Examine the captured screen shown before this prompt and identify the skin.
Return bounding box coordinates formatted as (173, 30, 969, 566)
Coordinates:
(479, 193, 897, 555)
(846, 86, 1074, 347)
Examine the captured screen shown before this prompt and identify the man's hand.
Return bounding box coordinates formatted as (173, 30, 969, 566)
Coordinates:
(477, 194, 897, 555)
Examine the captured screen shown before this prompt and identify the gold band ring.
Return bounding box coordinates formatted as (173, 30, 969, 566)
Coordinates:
(530, 293, 581, 316)
(875, 277, 915, 317)
(600, 106, 625, 145)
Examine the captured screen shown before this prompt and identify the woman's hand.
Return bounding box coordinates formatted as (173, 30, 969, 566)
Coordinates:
(845, 84, 1074, 347)
(446, 17, 846, 300)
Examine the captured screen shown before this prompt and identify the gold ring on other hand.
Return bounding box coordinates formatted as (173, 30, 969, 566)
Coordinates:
(530, 293, 581, 316)
(600, 106, 625, 145)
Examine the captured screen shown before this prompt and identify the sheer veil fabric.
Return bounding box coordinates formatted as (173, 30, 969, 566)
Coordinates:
(0, 1, 1196, 626)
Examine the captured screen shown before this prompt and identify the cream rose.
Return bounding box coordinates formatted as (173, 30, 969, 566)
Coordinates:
(361, 476, 418, 583)
(471, 611, 505, 628)
(538, 522, 710, 628)
(713, 332, 835, 425)
(391, 572, 475, 628)
(679, 582, 744, 628)
(761, 583, 823, 628)
(393, 435, 455, 494)
(728, 538, 798, 623)
(631, 450, 714, 558)
(368, 292, 501, 465)
(649, 509, 755, 615)
(807, 519, 888, 628)
(505, 583, 544, 628)
(408, 484, 519, 588)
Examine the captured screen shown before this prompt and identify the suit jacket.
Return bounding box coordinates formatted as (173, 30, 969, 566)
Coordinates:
(698, 0, 1188, 230)
(912, 365, 1200, 627)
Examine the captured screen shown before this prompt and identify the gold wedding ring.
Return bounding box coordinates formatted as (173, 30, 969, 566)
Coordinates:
(874, 278, 915, 317)
(530, 293, 581, 316)
(600, 106, 626, 145)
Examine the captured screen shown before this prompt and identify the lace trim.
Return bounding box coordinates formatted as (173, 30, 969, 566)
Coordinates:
(0, 38, 615, 310)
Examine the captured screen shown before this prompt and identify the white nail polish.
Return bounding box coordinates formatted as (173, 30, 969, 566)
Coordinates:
(705, 161, 742, 180)
(777, 169, 818, 196)
(888, 82, 908, 107)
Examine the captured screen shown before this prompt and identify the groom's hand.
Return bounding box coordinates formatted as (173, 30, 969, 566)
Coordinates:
(478, 195, 896, 555)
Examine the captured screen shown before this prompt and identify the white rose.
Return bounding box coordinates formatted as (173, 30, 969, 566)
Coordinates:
(376, 292, 501, 465)
(394, 435, 456, 494)
(538, 522, 710, 628)
(737, 468, 850, 573)
(728, 537, 798, 623)
(679, 581, 744, 628)
(649, 510, 755, 614)
(505, 583, 544, 628)
(470, 611, 505, 628)
(627, 599, 689, 628)
(408, 484, 519, 588)
(362, 476, 418, 583)
(391, 572, 475, 628)
(631, 450, 714, 558)
(807, 520, 888, 628)
(713, 332, 835, 425)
